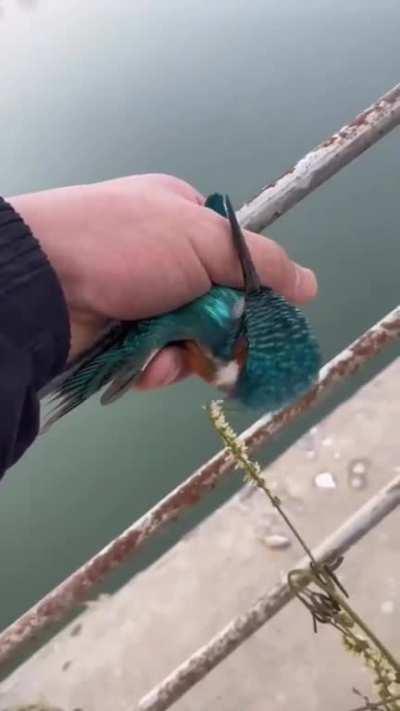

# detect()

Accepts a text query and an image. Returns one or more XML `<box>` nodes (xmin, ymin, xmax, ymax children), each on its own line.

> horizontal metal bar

<box><xmin>0</xmin><ymin>307</ymin><xmax>399</xmax><ymax>668</ymax></box>
<box><xmin>238</xmin><ymin>83</ymin><xmax>400</xmax><ymax>232</ymax></box>
<box><xmin>138</xmin><ymin>474</ymin><xmax>400</xmax><ymax>711</ymax></box>
<box><xmin>1</xmin><ymin>81</ymin><xmax>400</xmax><ymax>667</ymax></box>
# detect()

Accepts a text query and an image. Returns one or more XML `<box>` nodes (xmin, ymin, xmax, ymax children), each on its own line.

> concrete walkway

<box><xmin>1</xmin><ymin>359</ymin><xmax>399</xmax><ymax>711</ymax></box>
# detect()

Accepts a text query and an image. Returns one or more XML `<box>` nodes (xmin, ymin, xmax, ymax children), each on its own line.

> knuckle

<box><xmin>145</xmin><ymin>174</ymin><xmax>203</xmax><ymax>203</ymax></box>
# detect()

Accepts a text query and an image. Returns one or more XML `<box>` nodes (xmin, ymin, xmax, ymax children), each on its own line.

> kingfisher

<box><xmin>42</xmin><ymin>193</ymin><xmax>321</xmax><ymax>430</ymax></box>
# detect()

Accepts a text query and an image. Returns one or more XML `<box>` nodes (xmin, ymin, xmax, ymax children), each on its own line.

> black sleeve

<box><xmin>0</xmin><ymin>197</ymin><xmax>70</xmax><ymax>478</ymax></box>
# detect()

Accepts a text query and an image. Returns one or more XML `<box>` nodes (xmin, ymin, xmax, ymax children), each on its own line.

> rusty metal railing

<box><xmin>0</xmin><ymin>83</ymin><xmax>399</xmax><ymax>676</ymax></box>
<box><xmin>138</xmin><ymin>473</ymin><xmax>400</xmax><ymax>711</ymax></box>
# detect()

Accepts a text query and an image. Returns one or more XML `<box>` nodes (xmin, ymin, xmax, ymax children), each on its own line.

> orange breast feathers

<box><xmin>182</xmin><ymin>338</ymin><xmax>248</xmax><ymax>385</ymax></box>
<box><xmin>233</xmin><ymin>336</ymin><xmax>248</xmax><ymax>369</ymax></box>
<box><xmin>182</xmin><ymin>341</ymin><xmax>217</xmax><ymax>383</ymax></box>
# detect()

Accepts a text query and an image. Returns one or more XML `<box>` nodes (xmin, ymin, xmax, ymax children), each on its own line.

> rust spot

<box><xmin>171</xmin><ymin>485</ymin><xmax>202</xmax><ymax>508</ymax></box>
<box><xmin>348</xmin><ymin>103</ymin><xmax>380</xmax><ymax>129</ymax></box>
<box><xmin>260</xmin><ymin>165</ymin><xmax>296</xmax><ymax>193</ymax></box>
<box><xmin>321</xmin><ymin>134</ymin><xmax>339</xmax><ymax>148</ymax></box>
<box><xmin>319</xmin><ymin>93</ymin><xmax>396</xmax><ymax>150</ymax></box>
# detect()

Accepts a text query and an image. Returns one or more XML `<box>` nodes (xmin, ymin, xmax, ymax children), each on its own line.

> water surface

<box><xmin>0</xmin><ymin>0</ymin><xmax>399</xmax><ymax>633</ymax></box>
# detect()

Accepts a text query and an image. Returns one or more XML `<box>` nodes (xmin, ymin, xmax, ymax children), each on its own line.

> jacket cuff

<box><xmin>0</xmin><ymin>196</ymin><xmax>71</xmax><ymax>391</ymax></box>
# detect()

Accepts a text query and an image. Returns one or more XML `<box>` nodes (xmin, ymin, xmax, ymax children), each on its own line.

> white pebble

<box><xmin>313</xmin><ymin>472</ymin><xmax>337</xmax><ymax>489</ymax></box>
<box><xmin>263</xmin><ymin>534</ymin><xmax>291</xmax><ymax>550</ymax></box>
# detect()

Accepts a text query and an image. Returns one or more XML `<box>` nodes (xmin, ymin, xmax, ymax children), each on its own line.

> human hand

<box><xmin>9</xmin><ymin>174</ymin><xmax>317</xmax><ymax>389</ymax></box>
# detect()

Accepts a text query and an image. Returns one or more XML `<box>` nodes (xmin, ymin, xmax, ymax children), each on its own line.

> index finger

<box><xmin>189</xmin><ymin>204</ymin><xmax>318</xmax><ymax>305</ymax></box>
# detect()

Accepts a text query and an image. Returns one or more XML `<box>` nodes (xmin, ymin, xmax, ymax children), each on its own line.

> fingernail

<box><xmin>294</xmin><ymin>264</ymin><xmax>318</xmax><ymax>301</ymax></box>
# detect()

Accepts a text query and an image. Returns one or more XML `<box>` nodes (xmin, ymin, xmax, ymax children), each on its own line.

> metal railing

<box><xmin>1</xmin><ymin>83</ymin><xmax>400</xmax><ymax>707</ymax></box>
<box><xmin>138</xmin><ymin>473</ymin><xmax>400</xmax><ymax>711</ymax></box>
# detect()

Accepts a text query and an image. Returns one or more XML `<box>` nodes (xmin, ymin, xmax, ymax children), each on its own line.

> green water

<box><xmin>0</xmin><ymin>0</ymin><xmax>399</xmax><ymax>638</ymax></box>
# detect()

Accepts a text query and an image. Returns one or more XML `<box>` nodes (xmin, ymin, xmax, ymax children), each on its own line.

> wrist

<box><xmin>8</xmin><ymin>188</ymin><xmax>113</xmax><ymax>362</ymax></box>
<box><xmin>0</xmin><ymin>196</ymin><xmax>71</xmax><ymax>388</ymax></box>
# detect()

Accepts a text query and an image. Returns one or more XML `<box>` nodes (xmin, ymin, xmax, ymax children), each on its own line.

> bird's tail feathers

<box><xmin>41</xmin><ymin>345</ymin><xmax>158</xmax><ymax>432</ymax></box>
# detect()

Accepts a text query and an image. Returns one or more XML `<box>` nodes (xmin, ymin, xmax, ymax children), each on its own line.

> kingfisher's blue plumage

<box><xmin>42</xmin><ymin>193</ymin><xmax>321</xmax><ymax>430</ymax></box>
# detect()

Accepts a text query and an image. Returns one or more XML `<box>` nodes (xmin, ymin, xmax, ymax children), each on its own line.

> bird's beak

<box><xmin>224</xmin><ymin>195</ymin><xmax>261</xmax><ymax>294</ymax></box>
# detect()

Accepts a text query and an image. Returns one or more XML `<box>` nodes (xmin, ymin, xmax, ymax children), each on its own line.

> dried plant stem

<box><xmin>207</xmin><ymin>400</ymin><xmax>400</xmax><ymax>710</ymax></box>
<box><xmin>338</xmin><ymin>594</ymin><xmax>400</xmax><ymax>676</ymax></box>
<box><xmin>351</xmin><ymin>696</ymin><xmax>400</xmax><ymax>711</ymax></box>
<box><xmin>206</xmin><ymin>401</ymin><xmax>316</xmax><ymax>563</ymax></box>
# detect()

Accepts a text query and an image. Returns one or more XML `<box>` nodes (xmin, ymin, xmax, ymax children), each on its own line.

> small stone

<box><xmin>306</xmin><ymin>449</ymin><xmax>316</xmax><ymax>460</ymax></box>
<box><xmin>322</xmin><ymin>436</ymin><xmax>334</xmax><ymax>447</ymax></box>
<box><xmin>262</xmin><ymin>534</ymin><xmax>291</xmax><ymax>550</ymax></box>
<box><xmin>313</xmin><ymin>471</ymin><xmax>337</xmax><ymax>489</ymax></box>
<box><xmin>381</xmin><ymin>600</ymin><xmax>395</xmax><ymax>615</ymax></box>
<box><xmin>348</xmin><ymin>458</ymin><xmax>370</xmax><ymax>490</ymax></box>
<box><xmin>333</xmin><ymin>451</ymin><xmax>341</xmax><ymax>460</ymax></box>
<box><xmin>70</xmin><ymin>622</ymin><xmax>82</xmax><ymax>637</ymax></box>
